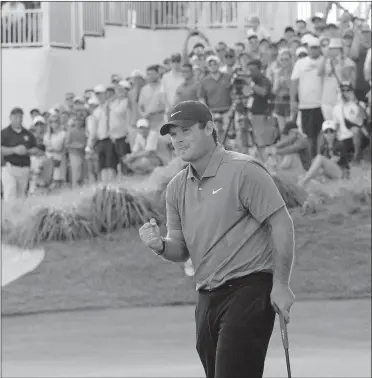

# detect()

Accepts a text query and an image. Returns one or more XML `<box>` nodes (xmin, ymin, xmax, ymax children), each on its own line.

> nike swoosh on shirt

<box><xmin>212</xmin><ymin>188</ymin><xmax>222</xmax><ymax>194</ymax></box>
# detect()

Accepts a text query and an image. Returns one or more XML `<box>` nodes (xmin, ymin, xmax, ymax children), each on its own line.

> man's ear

<box><xmin>204</xmin><ymin>121</ymin><xmax>214</xmax><ymax>136</ymax></box>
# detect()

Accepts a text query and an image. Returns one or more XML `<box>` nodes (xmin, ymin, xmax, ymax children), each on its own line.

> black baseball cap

<box><xmin>160</xmin><ymin>101</ymin><xmax>212</xmax><ymax>136</ymax></box>
<box><xmin>10</xmin><ymin>107</ymin><xmax>24</xmax><ymax>115</ymax></box>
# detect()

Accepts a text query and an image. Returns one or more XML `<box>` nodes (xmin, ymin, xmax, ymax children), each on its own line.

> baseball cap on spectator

<box><xmin>94</xmin><ymin>84</ymin><xmax>106</xmax><ymax>93</ymax></box>
<box><xmin>247</xmin><ymin>32</ymin><xmax>259</xmax><ymax>40</ymax></box>
<box><xmin>322</xmin><ymin>120</ymin><xmax>337</xmax><ymax>132</ymax></box>
<box><xmin>326</xmin><ymin>23</ymin><xmax>338</xmax><ymax>30</ymax></box>
<box><xmin>30</xmin><ymin>108</ymin><xmax>40</xmax><ymax>115</ymax></box>
<box><xmin>160</xmin><ymin>101</ymin><xmax>212</xmax><ymax>136</ymax></box>
<box><xmin>32</xmin><ymin>115</ymin><xmax>46</xmax><ymax>125</ymax></box>
<box><xmin>225</xmin><ymin>48</ymin><xmax>236</xmax><ymax>58</ymax></box>
<box><xmin>282</xmin><ymin>121</ymin><xmax>298</xmax><ymax>135</ymax></box>
<box><xmin>73</xmin><ymin>96</ymin><xmax>85</xmax><ymax>104</ymax></box>
<box><xmin>118</xmin><ymin>80</ymin><xmax>131</xmax><ymax>89</ymax></box>
<box><xmin>329</xmin><ymin>38</ymin><xmax>343</xmax><ymax>49</ymax></box>
<box><xmin>170</xmin><ymin>53</ymin><xmax>182</xmax><ymax>63</ymax></box>
<box><xmin>295</xmin><ymin>46</ymin><xmax>308</xmax><ymax>57</ymax></box>
<box><xmin>311</xmin><ymin>12</ymin><xmax>324</xmax><ymax>23</ymax></box>
<box><xmin>206</xmin><ymin>55</ymin><xmax>220</xmax><ymax>64</ymax></box>
<box><xmin>205</xmin><ymin>48</ymin><xmax>215</xmax><ymax>57</ymax></box>
<box><xmin>301</xmin><ymin>33</ymin><xmax>314</xmax><ymax>45</ymax></box>
<box><xmin>10</xmin><ymin>107</ymin><xmax>24</xmax><ymax>115</ymax></box>
<box><xmin>136</xmin><ymin>118</ymin><xmax>150</xmax><ymax>128</ymax></box>
<box><xmin>111</xmin><ymin>74</ymin><xmax>122</xmax><ymax>84</ymax></box>
<box><xmin>193</xmin><ymin>42</ymin><xmax>205</xmax><ymax>49</ymax></box>
<box><xmin>131</xmin><ymin>69</ymin><xmax>143</xmax><ymax>78</ymax></box>
<box><xmin>289</xmin><ymin>36</ymin><xmax>301</xmax><ymax>44</ymax></box>
<box><xmin>278</xmin><ymin>48</ymin><xmax>290</xmax><ymax>57</ymax></box>
<box><xmin>308</xmin><ymin>37</ymin><xmax>320</xmax><ymax>47</ymax></box>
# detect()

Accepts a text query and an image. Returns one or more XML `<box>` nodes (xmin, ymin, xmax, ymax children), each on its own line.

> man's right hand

<box><xmin>139</xmin><ymin>218</ymin><xmax>164</xmax><ymax>252</ymax></box>
<box><xmin>13</xmin><ymin>145</ymin><xmax>28</xmax><ymax>155</ymax></box>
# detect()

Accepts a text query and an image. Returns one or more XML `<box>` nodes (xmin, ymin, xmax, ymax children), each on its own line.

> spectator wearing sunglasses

<box><xmin>162</xmin><ymin>53</ymin><xmax>184</xmax><ymax>116</ymax></box>
<box><xmin>298</xmin><ymin>120</ymin><xmax>348</xmax><ymax>186</ymax></box>
<box><xmin>220</xmin><ymin>49</ymin><xmax>237</xmax><ymax>75</ymax></box>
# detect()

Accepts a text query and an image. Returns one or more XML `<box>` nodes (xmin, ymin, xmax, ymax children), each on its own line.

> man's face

<box><xmin>95</xmin><ymin>92</ymin><xmax>106</xmax><ymax>104</ymax></box>
<box><xmin>309</xmin><ymin>46</ymin><xmax>321</xmax><ymax>59</ymax></box>
<box><xmin>84</xmin><ymin>90</ymin><xmax>93</xmax><ymax>101</ymax></box>
<box><xmin>361</xmin><ymin>30</ymin><xmax>371</xmax><ymax>47</ymax></box>
<box><xmin>138</xmin><ymin>126</ymin><xmax>150</xmax><ymax>138</ymax></box>
<box><xmin>285</xmin><ymin>30</ymin><xmax>295</xmax><ymax>41</ymax></box>
<box><xmin>235</xmin><ymin>44</ymin><xmax>244</xmax><ymax>55</ymax></box>
<box><xmin>259</xmin><ymin>41</ymin><xmax>269</xmax><ymax>54</ymax></box>
<box><xmin>328</xmin><ymin>27</ymin><xmax>339</xmax><ymax>38</ymax></box>
<box><xmin>10</xmin><ymin>113</ymin><xmax>23</xmax><ymax>127</ymax></box>
<box><xmin>182</xmin><ymin>66</ymin><xmax>193</xmax><ymax>80</ymax></box>
<box><xmin>171</xmin><ymin>57</ymin><xmax>181</xmax><ymax>71</ymax></box>
<box><xmin>106</xmin><ymin>89</ymin><xmax>115</xmax><ymax>100</ymax></box>
<box><xmin>146</xmin><ymin>69</ymin><xmax>159</xmax><ymax>83</ymax></box>
<box><xmin>225</xmin><ymin>52</ymin><xmax>236</xmax><ymax>67</ymax></box>
<box><xmin>60</xmin><ymin>112</ymin><xmax>69</xmax><ymax>125</ymax></box>
<box><xmin>30</xmin><ymin>111</ymin><xmax>40</xmax><ymax>120</ymax></box>
<box><xmin>248</xmin><ymin>37</ymin><xmax>259</xmax><ymax>51</ymax></box>
<box><xmin>116</xmin><ymin>86</ymin><xmax>128</xmax><ymax>97</ymax></box>
<box><xmin>268</xmin><ymin>46</ymin><xmax>279</xmax><ymax>61</ymax></box>
<box><xmin>320</xmin><ymin>38</ymin><xmax>330</xmax><ymax>55</ymax></box>
<box><xmin>65</xmin><ymin>93</ymin><xmax>74</xmax><ymax>107</ymax></box>
<box><xmin>194</xmin><ymin>46</ymin><xmax>204</xmax><ymax>56</ymax></box>
<box><xmin>328</xmin><ymin>47</ymin><xmax>342</xmax><ymax>59</ymax></box>
<box><xmin>250</xmin><ymin>18</ymin><xmax>259</xmax><ymax>30</ymax></box>
<box><xmin>343</xmin><ymin>35</ymin><xmax>353</xmax><ymax>48</ymax></box>
<box><xmin>289</xmin><ymin>40</ymin><xmax>300</xmax><ymax>55</ymax></box>
<box><xmin>296</xmin><ymin>21</ymin><xmax>306</xmax><ymax>33</ymax></box>
<box><xmin>33</xmin><ymin>122</ymin><xmax>46</xmax><ymax>139</ymax></box>
<box><xmin>208</xmin><ymin>61</ymin><xmax>219</xmax><ymax>74</ymax></box>
<box><xmin>216</xmin><ymin>44</ymin><xmax>226</xmax><ymax>59</ymax></box>
<box><xmin>74</xmin><ymin>101</ymin><xmax>85</xmax><ymax>112</ymax></box>
<box><xmin>168</xmin><ymin>122</ymin><xmax>210</xmax><ymax>162</ymax></box>
<box><xmin>247</xmin><ymin>64</ymin><xmax>259</xmax><ymax>79</ymax></box>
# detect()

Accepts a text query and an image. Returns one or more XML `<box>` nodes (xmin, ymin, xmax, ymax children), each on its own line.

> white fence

<box><xmin>2</xmin><ymin>2</ymin><xmax>370</xmax><ymax>49</ymax></box>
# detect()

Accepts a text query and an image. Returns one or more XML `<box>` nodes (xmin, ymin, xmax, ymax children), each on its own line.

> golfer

<box><xmin>139</xmin><ymin>101</ymin><xmax>295</xmax><ymax>378</ymax></box>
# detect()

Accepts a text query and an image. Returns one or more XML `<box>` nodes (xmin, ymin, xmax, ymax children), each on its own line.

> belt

<box><xmin>199</xmin><ymin>272</ymin><xmax>272</xmax><ymax>293</ymax></box>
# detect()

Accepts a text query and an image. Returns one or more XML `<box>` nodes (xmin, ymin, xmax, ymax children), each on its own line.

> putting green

<box><xmin>2</xmin><ymin>299</ymin><xmax>370</xmax><ymax>377</ymax></box>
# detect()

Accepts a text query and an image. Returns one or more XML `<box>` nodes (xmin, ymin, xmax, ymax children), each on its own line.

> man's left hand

<box><xmin>270</xmin><ymin>283</ymin><xmax>295</xmax><ymax>324</ymax></box>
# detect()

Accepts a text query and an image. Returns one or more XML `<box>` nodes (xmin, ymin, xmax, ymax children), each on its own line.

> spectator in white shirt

<box><xmin>364</xmin><ymin>47</ymin><xmax>371</xmax><ymax>83</ymax></box>
<box><xmin>124</xmin><ymin>119</ymin><xmax>166</xmax><ymax>175</ymax></box>
<box><xmin>244</xmin><ymin>15</ymin><xmax>271</xmax><ymax>41</ymax></box>
<box><xmin>162</xmin><ymin>53</ymin><xmax>184</xmax><ymax>114</ymax></box>
<box><xmin>291</xmin><ymin>37</ymin><xmax>324</xmax><ymax>158</ymax></box>
<box><xmin>138</xmin><ymin>65</ymin><xmax>166</xmax><ymax>132</ymax></box>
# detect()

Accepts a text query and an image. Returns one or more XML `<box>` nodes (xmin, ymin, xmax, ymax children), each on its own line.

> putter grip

<box><xmin>279</xmin><ymin>314</ymin><xmax>289</xmax><ymax>349</ymax></box>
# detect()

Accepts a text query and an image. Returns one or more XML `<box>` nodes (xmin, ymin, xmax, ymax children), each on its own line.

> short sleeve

<box><xmin>165</xmin><ymin>176</ymin><xmax>183</xmax><ymax>231</ymax></box>
<box><xmin>239</xmin><ymin>162</ymin><xmax>286</xmax><ymax>224</ymax></box>
<box><xmin>1</xmin><ymin>130</ymin><xmax>8</xmax><ymax>146</ymax></box>
<box><xmin>291</xmin><ymin>60</ymin><xmax>301</xmax><ymax>81</ymax></box>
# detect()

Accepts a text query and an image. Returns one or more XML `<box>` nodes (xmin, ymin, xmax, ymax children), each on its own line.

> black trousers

<box><xmin>195</xmin><ymin>273</ymin><xmax>275</xmax><ymax>378</ymax></box>
<box><xmin>301</xmin><ymin>107</ymin><xmax>324</xmax><ymax>158</ymax></box>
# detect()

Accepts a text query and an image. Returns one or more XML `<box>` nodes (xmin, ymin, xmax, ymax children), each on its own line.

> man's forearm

<box><xmin>160</xmin><ymin>237</ymin><xmax>189</xmax><ymax>263</ymax></box>
<box><xmin>1</xmin><ymin>146</ymin><xmax>16</xmax><ymax>155</ymax></box>
<box><xmin>270</xmin><ymin>214</ymin><xmax>295</xmax><ymax>285</ymax></box>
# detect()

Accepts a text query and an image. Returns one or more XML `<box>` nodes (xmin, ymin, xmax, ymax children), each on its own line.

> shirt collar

<box><xmin>187</xmin><ymin>144</ymin><xmax>225</xmax><ymax>180</ymax></box>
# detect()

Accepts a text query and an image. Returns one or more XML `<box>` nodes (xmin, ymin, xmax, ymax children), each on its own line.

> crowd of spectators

<box><xmin>1</xmin><ymin>11</ymin><xmax>371</xmax><ymax>204</ymax></box>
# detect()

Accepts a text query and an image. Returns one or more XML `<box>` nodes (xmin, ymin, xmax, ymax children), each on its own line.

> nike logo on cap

<box><xmin>171</xmin><ymin>111</ymin><xmax>181</xmax><ymax>118</ymax></box>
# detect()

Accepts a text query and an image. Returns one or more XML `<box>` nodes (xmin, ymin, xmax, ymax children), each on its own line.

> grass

<box><xmin>2</xmin><ymin>166</ymin><xmax>371</xmax><ymax>316</ymax></box>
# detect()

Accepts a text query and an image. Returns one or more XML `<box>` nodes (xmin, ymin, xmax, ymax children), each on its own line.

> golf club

<box><xmin>279</xmin><ymin>313</ymin><xmax>292</xmax><ymax>378</ymax></box>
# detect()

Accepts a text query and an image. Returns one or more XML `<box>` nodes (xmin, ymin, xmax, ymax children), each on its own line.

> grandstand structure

<box><xmin>1</xmin><ymin>1</ymin><xmax>371</xmax><ymax>126</ymax></box>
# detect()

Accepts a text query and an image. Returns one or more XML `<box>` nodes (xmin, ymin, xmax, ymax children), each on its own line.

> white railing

<box><xmin>1</xmin><ymin>10</ymin><xmax>43</xmax><ymax>47</ymax></box>
<box><xmin>80</xmin><ymin>2</ymin><xmax>105</xmax><ymax>36</ymax></box>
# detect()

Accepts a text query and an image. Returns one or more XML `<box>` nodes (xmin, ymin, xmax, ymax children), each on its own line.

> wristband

<box><xmin>152</xmin><ymin>237</ymin><xmax>166</xmax><ymax>256</ymax></box>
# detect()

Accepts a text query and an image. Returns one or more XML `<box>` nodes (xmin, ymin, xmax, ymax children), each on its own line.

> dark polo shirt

<box><xmin>175</xmin><ymin>79</ymin><xmax>200</xmax><ymax>103</ymax></box>
<box><xmin>1</xmin><ymin>125</ymin><xmax>37</xmax><ymax>167</ymax></box>
<box><xmin>166</xmin><ymin>144</ymin><xmax>286</xmax><ymax>290</ymax></box>
<box><xmin>199</xmin><ymin>73</ymin><xmax>232</xmax><ymax>112</ymax></box>
<box><xmin>251</xmin><ymin>73</ymin><xmax>272</xmax><ymax>115</ymax></box>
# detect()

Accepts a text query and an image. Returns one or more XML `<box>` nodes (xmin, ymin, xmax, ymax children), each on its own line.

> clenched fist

<box><xmin>139</xmin><ymin>218</ymin><xmax>164</xmax><ymax>252</ymax></box>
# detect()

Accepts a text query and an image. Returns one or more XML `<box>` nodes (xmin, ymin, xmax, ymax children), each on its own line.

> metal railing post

<box><xmin>41</xmin><ymin>1</ymin><xmax>50</xmax><ymax>47</ymax></box>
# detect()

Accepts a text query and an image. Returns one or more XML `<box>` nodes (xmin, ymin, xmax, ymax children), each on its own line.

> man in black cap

<box><xmin>139</xmin><ymin>101</ymin><xmax>295</xmax><ymax>378</ymax></box>
<box><xmin>1</xmin><ymin>107</ymin><xmax>39</xmax><ymax>200</ymax></box>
